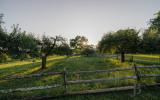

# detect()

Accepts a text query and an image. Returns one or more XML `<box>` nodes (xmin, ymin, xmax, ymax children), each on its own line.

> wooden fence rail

<box><xmin>110</xmin><ymin>54</ymin><xmax>160</xmax><ymax>64</ymax></box>
<box><xmin>0</xmin><ymin>72</ymin><xmax>63</xmax><ymax>81</ymax></box>
<box><xmin>0</xmin><ymin>64</ymin><xmax>160</xmax><ymax>97</ymax></box>
<box><xmin>68</xmin><ymin>66</ymin><xmax>160</xmax><ymax>74</ymax></box>
<box><xmin>68</xmin><ymin>68</ymin><xmax>133</xmax><ymax>74</ymax></box>
<box><xmin>0</xmin><ymin>84</ymin><xmax>61</xmax><ymax>93</ymax></box>
<box><xmin>67</xmin><ymin>76</ymin><xmax>137</xmax><ymax>84</ymax></box>
<box><xmin>140</xmin><ymin>74</ymin><xmax>160</xmax><ymax>77</ymax></box>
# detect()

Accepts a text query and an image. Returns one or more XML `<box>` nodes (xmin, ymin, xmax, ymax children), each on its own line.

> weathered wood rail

<box><xmin>110</xmin><ymin>54</ymin><xmax>160</xmax><ymax>63</ymax></box>
<box><xmin>0</xmin><ymin>72</ymin><xmax>63</xmax><ymax>81</ymax></box>
<box><xmin>67</xmin><ymin>76</ymin><xmax>137</xmax><ymax>84</ymax></box>
<box><xmin>68</xmin><ymin>67</ymin><xmax>133</xmax><ymax>74</ymax></box>
<box><xmin>0</xmin><ymin>65</ymin><xmax>160</xmax><ymax>97</ymax></box>
<box><xmin>0</xmin><ymin>84</ymin><xmax>61</xmax><ymax>93</ymax></box>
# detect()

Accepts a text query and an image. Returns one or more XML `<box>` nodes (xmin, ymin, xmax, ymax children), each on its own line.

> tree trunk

<box><xmin>41</xmin><ymin>54</ymin><xmax>47</xmax><ymax>69</ymax></box>
<box><xmin>121</xmin><ymin>52</ymin><xmax>125</xmax><ymax>63</ymax></box>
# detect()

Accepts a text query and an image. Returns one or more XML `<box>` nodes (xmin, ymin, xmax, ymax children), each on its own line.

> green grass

<box><xmin>57</xmin><ymin>87</ymin><xmax>160</xmax><ymax>100</ymax></box>
<box><xmin>122</xmin><ymin>54</ymin><xmax>160</xmax><ymax>65</ymax></box>
<box><xmin>0</xmin><ymin>54</ymin><xmax>160</xmax><ymax>100</ymax></box>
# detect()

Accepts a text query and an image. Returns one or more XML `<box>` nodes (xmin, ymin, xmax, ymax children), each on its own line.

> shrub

<box><xmin>53</xmin><ymin>45</ymin><xmax>73</xmax><ymax>56</ymax></box>
<box><xmin>81</xmin><ymin>48</ymin><xmax>96</xmax><ymax>56</ymax></box>
<box><xmin>19</xmin><ymin>54</ymin><xmax>31</xmax><ymax>60</ymax></box>
<box><xmin>12</xmin><ymin>53</ymin><xmax>31</xmax><ymax>60</ymax></box>
<box><xmin>0</xmin><ymin>53</ymin><xmax>11</xmax><ymax>63</ymax></box>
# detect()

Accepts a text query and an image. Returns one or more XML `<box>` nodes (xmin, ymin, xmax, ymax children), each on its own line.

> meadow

<box><xmin>0</xmin><ymin>54</ymin><xmax>160</xmax><ymax>100</ymax></box>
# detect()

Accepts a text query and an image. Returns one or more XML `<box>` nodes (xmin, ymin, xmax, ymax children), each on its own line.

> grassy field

<box><xmin>0</xmin><ymin>54</ymin><xmax>160</xmax><ymax>100</ymax></box>
<box><xmin>125</xmin><ymin>54</ymin><xmax>160</xmax><ymax>65</ymax></box>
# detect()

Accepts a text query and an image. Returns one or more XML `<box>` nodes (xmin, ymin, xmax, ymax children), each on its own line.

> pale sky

<box><xmin>0</xmin><ymin>0</ymin><xmax>160</xmax><ymax>45</ymax></box>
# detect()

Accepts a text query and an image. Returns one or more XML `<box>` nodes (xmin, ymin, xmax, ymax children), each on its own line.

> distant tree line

<box><xmin>98</xmin><ymin>11</ymin><xmax>160</xmax><ymax>62</ymax></box>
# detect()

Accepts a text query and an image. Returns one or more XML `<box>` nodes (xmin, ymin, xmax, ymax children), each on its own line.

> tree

<box><xmin>98</xmin><ymin>32</ymin><xmax>115</xmax><ymax>53</ymax></box>
<box><xmin>8</xmin><ymin>24</ymin><xmax>23</xmax><ymax>57</ymax></box>
<box><xmin>140</xmin><ymin>28</ymin><xmax>159</xmax><ymax>53</ymax></box>
<box><xmin>98</xmin><ymin>29</ymin><xmax>139</xmax><ymax>62</ymax></box>
<box><xmin>40</xmin><ymin>35</ymin><xmax>65</xmax><ymax>69</ymax></box>
<box><xmin>0</xmin><ymin>29</ymin><xmax>9</xmax><ymax>62</ymax></box>
<box><xmin>0</xmin><ymin>14</ymin><xmax>9</xmax><ymax>62</ymax></box>
<box><xmin>150</xmin><ymin>11</ymin><xmax>160</xmax><ymax>33</ymax></box>
<box><xmin>8</xmin><ymin>24</ymin><xmax>39</xmax><ymax>59</ymax></box>
<box><xmin>70</xmin><ymin>36</ymin><xmax>88</xmax><ymax>54</ymax></box>
<box><xmin>19</xmin><ymin>32</ymin><xmax>39</xmax><ymax>58</ymax></box>
<box><xmin>139</xmin><ymin>11</ymin><xmax>160</xmax><ymax>54</ymax></box>
<box><xmin>0</xmin><ymin>14</ymin><xmax>8</xmax><ymax>53</ymax></box>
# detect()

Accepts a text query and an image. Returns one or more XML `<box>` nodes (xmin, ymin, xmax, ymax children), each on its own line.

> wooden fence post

<box><xmin>63</xmin><ymin>68</ymin><xmax>67</xmax><ymax>93</ymax></box>
<box><xmin>133</xmin><ymin>63</ymin><xmax>141</xmax><ymax>96</ymax></box>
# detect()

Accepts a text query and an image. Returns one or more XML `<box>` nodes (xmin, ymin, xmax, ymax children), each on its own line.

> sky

<box><xmin>0</xmin><ymin>0</ymin><xmax>160</xmax><ymax>45</ymax></box>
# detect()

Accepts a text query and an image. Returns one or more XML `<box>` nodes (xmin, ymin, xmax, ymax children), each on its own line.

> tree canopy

<box><xmin>70</xmin><ymin>36</ymin><xmax>88</xmax><ymax>54</ymax></box>
<box><xmin>98</xmin><ymin>29</ymin><xmax>139</xmax><ymax>62</ymax></box>
<box><xmin>150</xmin><ymin>11</ymin><xmax>160</xmax><ymax>33</ymax></box>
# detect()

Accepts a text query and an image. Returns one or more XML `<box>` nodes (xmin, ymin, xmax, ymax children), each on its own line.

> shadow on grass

<box><xmin>43</xmin><ymin>56</ymin><xmax>113</xmax><ymax>72</ymax></box>
<box><xmin>0</xmin><ymin>57</ymin><xmax>68</xmax><ymax>90</ymax></box>
<box><xmin>42</xmin><ymin>56</ymin><xmax>135</xmax><ymax>74</ymax></box>
<box><xmin>0</xmin><ymin>57</ymin><xmax>67</xmax><ymax>78</ymax></box>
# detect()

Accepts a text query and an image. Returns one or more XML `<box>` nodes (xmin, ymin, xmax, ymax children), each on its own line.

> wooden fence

<box><xmin>110</xmin><ymin>54</ymin><xmax>160</xmax><ymax>63</ymax></box>
<box><xmin>0</xmin><ymin>65</ymin><xmax>160</xmax><ymax>97</ymax></box>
